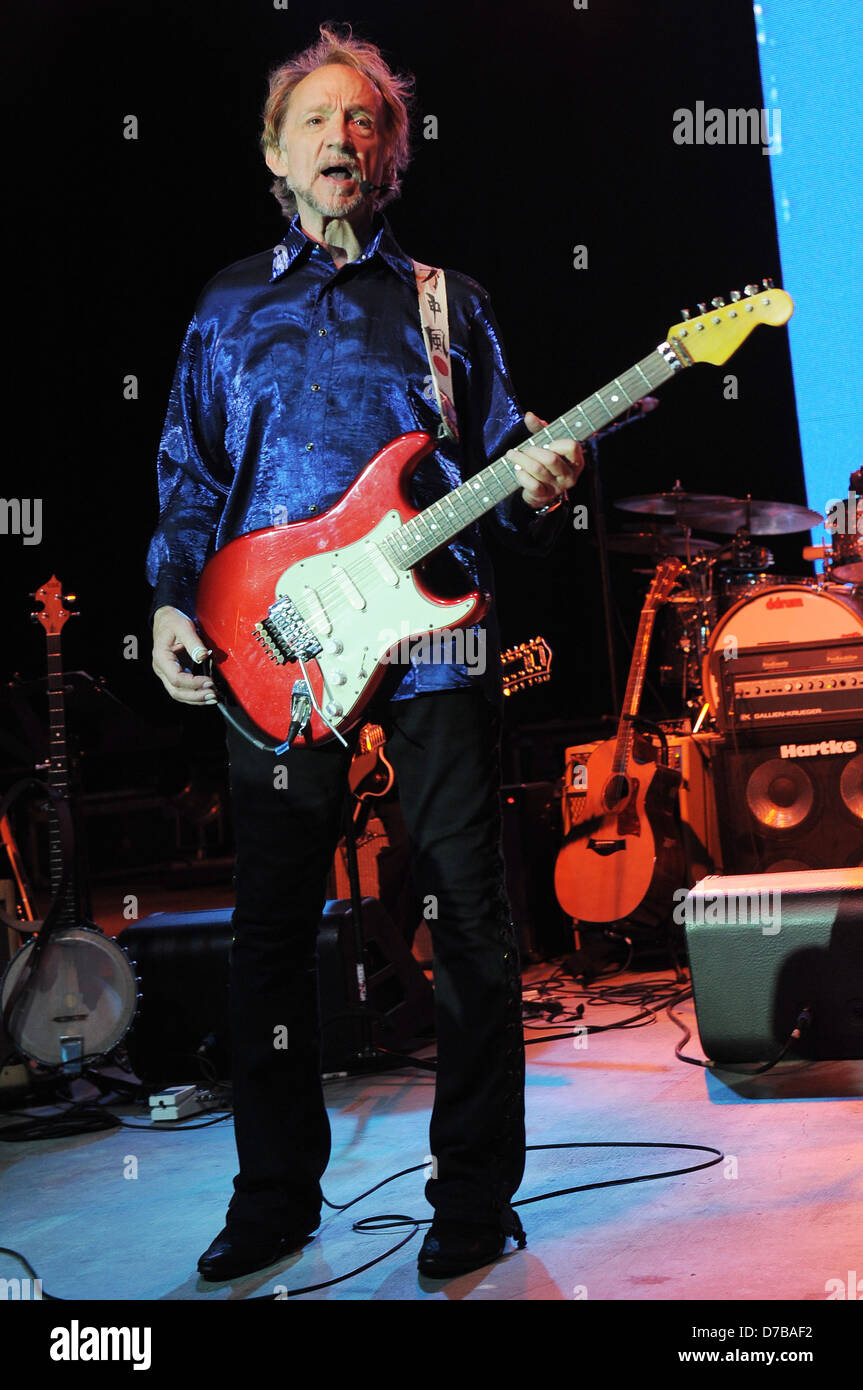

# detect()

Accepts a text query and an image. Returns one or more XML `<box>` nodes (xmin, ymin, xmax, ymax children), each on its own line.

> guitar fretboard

<box><xmin>613</xmin><ymin>609</ymin><xmax>659</xmax><ymax>777</ymax></box>
<box><xmin>380</xmin><ymin>342</ymin><xmax>683</xmax><ymax>568</ymax></box>
<box><xmin>46</xmin><ymin>633</ymin><xmax>76</xmax><ymax>925</ymax></box>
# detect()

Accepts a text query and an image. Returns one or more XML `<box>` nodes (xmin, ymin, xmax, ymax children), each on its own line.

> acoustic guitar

<box><xmin>554</xmin><ymin>558</ymin><xmax>684</xmax><ymax>926</ymax></box>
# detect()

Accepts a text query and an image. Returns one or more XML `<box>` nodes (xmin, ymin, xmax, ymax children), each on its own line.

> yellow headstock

<box><xmin>667</xmin><ymin>284</ymin><xmax>793</xmax><ymax>366</ymax></box>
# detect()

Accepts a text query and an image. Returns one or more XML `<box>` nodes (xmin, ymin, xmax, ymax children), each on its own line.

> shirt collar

<box><xmin>270</xmin><ymin>212</ymin><xmax>417</xmax><ymax>287</ymax></box>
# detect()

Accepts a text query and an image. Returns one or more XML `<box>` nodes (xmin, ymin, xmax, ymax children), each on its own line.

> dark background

<box><xmin>2</xmin><ymin>0</ymin><xmax>805</xmax><ymax>799</ymax></box>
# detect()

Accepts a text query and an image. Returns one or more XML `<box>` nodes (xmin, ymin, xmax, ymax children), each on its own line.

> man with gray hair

<box><xmin>148</xmin><ymin>22</ymin><xmax>581</xmax><ymax>1283</ymax></box>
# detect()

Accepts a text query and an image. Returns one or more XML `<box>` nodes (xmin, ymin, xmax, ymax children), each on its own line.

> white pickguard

<box><xmin>274</xmin><ymin>511</ymin><xmax>476</xmax><ymax>723</ymax></box>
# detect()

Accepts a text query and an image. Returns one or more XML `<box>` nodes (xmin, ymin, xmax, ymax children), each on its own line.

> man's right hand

<box><xmin>152</xmin><ymin>605</ymin><xmax>216</xmax><ymax>705</ymax></box>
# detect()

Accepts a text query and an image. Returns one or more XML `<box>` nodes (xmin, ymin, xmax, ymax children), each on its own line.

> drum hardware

<box><xmin>604</xmin><ymin>530</ymin><xmax>720</xmax><ymax>556</ymax></box>
<box><xmin>801</xmin><ymin>467</ymin><xmax>863</xmax><ymax>583</ymax></box>
<box><xmin>719</xmin><ymin>534</ymin><xmax>774</xmax><ymax>571</ymax></box>
<box><xmin>805</xmin><ymin>535</ymin><xmax>863</xmax><ymax>585</ymax></box>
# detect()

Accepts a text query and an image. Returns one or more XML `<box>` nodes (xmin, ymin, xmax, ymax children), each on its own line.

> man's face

<box><xmin>267</xmin><ymin>63</ymin><xmax>388</xmax><ymax>221</ymax></box>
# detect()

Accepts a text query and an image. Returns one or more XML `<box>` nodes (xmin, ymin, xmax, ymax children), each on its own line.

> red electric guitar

<box><xmin>195</xmin><ymin>288</ymin><xmax>793</xmax><ymax>745</ymax></box>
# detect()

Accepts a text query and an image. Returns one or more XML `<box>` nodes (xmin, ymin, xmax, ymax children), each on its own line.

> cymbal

<box><xmin>833</xmin><ymin>560</ymin><xmax>863</xmax><ymax>582</ymax></box>
<box><xmin>678</xmin><ymin>498</ymin><xmax>823</xmax><ymax>534</ymax></box>
<box><xmin>616</xmin><ymin>491</ymin><xmax>731</xmax><ymax>520</ymax></box>
<box><xmin>616</xmin><ymin>492</ymin><xmax>822</xmax><ymax>534</ymax></box>
<box><xmin>604</xmin><ymin>531</ymin><xmax>721</xmax><ymax>556</ymax></box>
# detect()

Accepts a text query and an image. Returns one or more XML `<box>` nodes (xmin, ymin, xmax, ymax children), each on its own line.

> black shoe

<box><xmin>197</xmin><ymin>1224</ymin><xmax>314</xmax><ymax>1281</ymax></box>
<box><xmin>417</xmin><ymin>1218</ymin><xmax>516</xmax><ymax>1279</ymax></box>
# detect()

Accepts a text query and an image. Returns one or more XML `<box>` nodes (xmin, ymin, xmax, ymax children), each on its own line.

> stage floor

<box><xmin>2</xmin><ymin>890</ymin><xmax>862</xmax><ymax>1304</ymax></box>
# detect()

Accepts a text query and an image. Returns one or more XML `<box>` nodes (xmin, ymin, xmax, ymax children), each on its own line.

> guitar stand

<box><xmin>564</xmin><ymin>925</ymin><xmax>631</xmax><ymax>982</ymax></box>
<box><xmin>334</xmin><ymin>788</ymin><xmax>436</xmax><ymax>1076</ymax></box>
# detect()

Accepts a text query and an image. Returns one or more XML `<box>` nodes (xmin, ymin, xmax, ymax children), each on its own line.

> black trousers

<box><xmin>223</xmin><ymin>685</ymin><xmax>525</xmax><ymax>1233</ymax></box>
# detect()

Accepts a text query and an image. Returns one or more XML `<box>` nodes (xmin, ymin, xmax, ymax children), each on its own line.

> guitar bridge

<box><xmin>587</xmin><ymin>837</ymin><xmax>625</xmax><ymax>857</ymax></box>
<box><xmin>254</xmin><ymin>598</ymin><xmax>322</xmax><ymax>665</ymax></box>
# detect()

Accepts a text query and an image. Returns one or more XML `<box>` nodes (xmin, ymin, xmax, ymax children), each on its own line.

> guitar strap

<box><xmin>412</xmin><ymin>261</ymin><xmax>460</xmax><ymax>443</ymax></box>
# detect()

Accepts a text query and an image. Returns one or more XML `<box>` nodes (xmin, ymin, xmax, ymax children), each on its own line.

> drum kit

<box><xmin>607</xmin><ymin>481</ymin><xmax>863</xmax><ymax>721</ymax></box>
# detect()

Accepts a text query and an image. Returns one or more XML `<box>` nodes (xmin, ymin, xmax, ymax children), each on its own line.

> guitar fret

<box><xmin>633</xmin><ymin>359</ymin><xmax>658</xmax><ymax>392</ymax></box>
<box><xmin>593</xmin><ymin>391</ymin><xmax>617</xmax><ymax>421</ymax></box>
<box><xmin>610</xmin><ymin>376</ymin><xmax>635</xmax><ymax>406</ymax></box>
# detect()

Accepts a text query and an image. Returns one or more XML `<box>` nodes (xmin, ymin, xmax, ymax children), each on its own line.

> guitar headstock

<box><xmin>32</xmin><ymin>575</ymin><xmax>77</xmax><ymax>636</ymax></box>
<box><xmin>502</xmin><ymin>636</ymin><xmax>553</xmax><ymax>696</ymax></box>
<box><xmin>646</xmin><ymin>557</ymin><xmax>684</xmax><ymax>609</ymax></box>
<box><xmin>667</xmin><ymin>282</ymin><xmax>793</xmax><ymax>366</ymax></box>
<box><xmin>356</xmin><ymin>723</ymin><xmax>386</xmax><ymax>755</ymax></box>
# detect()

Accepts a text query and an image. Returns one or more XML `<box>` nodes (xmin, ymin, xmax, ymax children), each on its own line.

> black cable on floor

<box><xmin>0</xmin><ymin>1139</ymin><xmax>725</xmax><ymax>1300</ymax></box>
<box><xmin>667</xmin><ymin>993</ymin><xmax>814</xmax><ymax>1075</ymax></box>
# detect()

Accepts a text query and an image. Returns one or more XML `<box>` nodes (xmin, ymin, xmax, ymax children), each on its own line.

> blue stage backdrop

<box><xmin>754</xmin><ymin>0</ymin><xmax>863</xmax><ymax>534</ymax></box>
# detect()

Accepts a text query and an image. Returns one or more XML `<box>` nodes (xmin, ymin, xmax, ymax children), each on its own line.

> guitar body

<box><xmin>554</xmin><ymin>736</ymin><xmax>683</xmax><ymax>926</ymax></box>
<box><xmin>196</xmin><ymin>432</ymin><xmax>488</xmax><ymax>744</ymax></box>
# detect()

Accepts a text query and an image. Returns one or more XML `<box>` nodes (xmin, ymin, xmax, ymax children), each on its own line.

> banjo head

<box><xmin>1</xmin><ymin>925</ymin><xmax>139</xmax><ymax>1069</ymax></box>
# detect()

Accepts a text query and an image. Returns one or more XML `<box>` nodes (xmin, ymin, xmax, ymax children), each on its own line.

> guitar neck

<box><xmin>382</xmin><ymin>342</ymin><xmax>684</xmax><ymax>567</ymax></box>
<box><xmin>45</xmin><ymin>635</ymin><xmax>77</xmax><ymax>924</ymax></box>
<box><xmin>612</xmin><ymin>606</ymin><xmax>658</xmax><ymax>775</ymax></box>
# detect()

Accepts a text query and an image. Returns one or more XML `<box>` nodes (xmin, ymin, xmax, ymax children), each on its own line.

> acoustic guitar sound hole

<box><xmin>603</xmin><ymin>774</ymin><xmax>630</xmax><ymax>811</ymax></box>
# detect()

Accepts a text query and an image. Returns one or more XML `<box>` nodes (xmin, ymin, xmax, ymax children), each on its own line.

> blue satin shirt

<box><xmin>146</xmin><ymin>211</ymin><xmax>566</xmax><ymax>705</ymax></box>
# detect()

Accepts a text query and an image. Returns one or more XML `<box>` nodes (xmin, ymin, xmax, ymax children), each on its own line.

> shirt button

<box><xmin>305</xmin><ymin>442</ymin><xmax>314</xmax><ymax>451</ymax></box>
<box><xmin>310</xmin><ymin>383</ymin><xmax>321</xmax><ymax>391</ymax></box>
<box><xmin>308</xmin><ymin>504</ymin><xmax>319</xmax><ymax>515</ymax></box>
<box><xmin>318</xmin><ymin>328</ymin><xmax>327</xmax><ymax>337</ymax></box>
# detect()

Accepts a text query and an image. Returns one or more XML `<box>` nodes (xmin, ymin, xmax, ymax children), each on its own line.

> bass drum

<box><xmin>702</xmin><ymin>582</ymin><xmax>863</xmax><ymax>720</ymax></box>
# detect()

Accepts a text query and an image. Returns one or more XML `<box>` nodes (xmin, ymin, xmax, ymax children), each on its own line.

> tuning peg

<box><xmin>64</xmin><ymin>593</ymin><xmax>76</xmax><ymax>603</ymax></box>
<box><xmin>711</xmin><ymin>296</ymin><xmax>726</xmax><ymax>308</ymax></box>
<box><xmin>744</xmin><ymin>283</ymin><xmax>759</xmax><ymax>296</ymax></box>
<box><xmin>762</xmin><ymin>277</ymin><xmax>774</xmax><ymax>289</ymax></box>
<box><xmin>729</xmin><ymin>289</ymin><xmax>742</xmax><ymax>302</ymax></box>
<box><xmin>696</xmin><ymin>301</ymin><xmax>708</xmax><ymax>314</ymax></box>
<box><xmin>679</xmin><ymin>308</ymin><xmax>690</xmax><ymax>321</ymax></box>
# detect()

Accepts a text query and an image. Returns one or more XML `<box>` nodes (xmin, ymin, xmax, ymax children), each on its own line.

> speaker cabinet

<box><xmin>711</xmin><ymin>727</ymin><xmax>863</xmax><ymax>873</ymax></box>
<box><xmin>118</xmin><ymin>898</ymin><xmax>434</xmax><ymax>1085</ymax></box>
<box><xmin>685</xmin><ymin>868</ymin><xmax>863</xmax><ymax>1060</ymax></box>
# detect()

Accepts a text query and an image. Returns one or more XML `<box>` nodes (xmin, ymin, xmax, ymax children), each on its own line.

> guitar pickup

<box><xmin>254</xmin><ymin>597</ymin><xmax>323</xmax><ymax>664</ymax></box>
